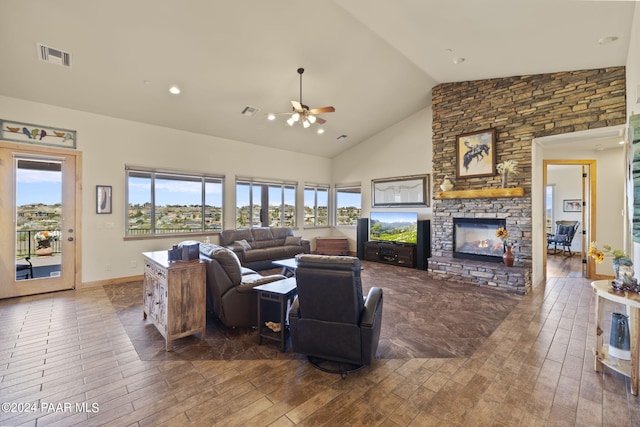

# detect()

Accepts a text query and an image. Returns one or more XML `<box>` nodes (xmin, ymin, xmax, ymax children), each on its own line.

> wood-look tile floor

<box><xmin>1</xmin><ymin>261</ymin><xmax>639</xmax><ymax>426</ymax></box>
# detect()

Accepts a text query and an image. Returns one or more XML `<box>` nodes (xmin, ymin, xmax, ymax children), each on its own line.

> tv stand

<box><xmin>364</xmin><ymin>241</ymin><xmax>416</xmax><ymax>268</ymax></box>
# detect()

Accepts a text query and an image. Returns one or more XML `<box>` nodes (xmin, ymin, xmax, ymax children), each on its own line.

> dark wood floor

<box><xmin>1</xmin><ymin>259</ymin><xmax>638</xmax><ymax>426</ymax></box>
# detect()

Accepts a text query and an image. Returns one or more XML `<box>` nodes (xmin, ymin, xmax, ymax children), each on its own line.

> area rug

<box><xmin>104</xmin><ymin>260</ymin><xmax>520</xmax><ymax>361</ymax></box>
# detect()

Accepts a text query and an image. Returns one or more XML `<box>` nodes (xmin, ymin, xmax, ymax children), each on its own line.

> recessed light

<box><xmin>144</xmin><ymin>80</ymin><xmax>151</xmax><ymax>85</ymax></box>
<box><xmin>267</xmin><ymin>113</ymin><xmax>276</xmax><ymax>121</ymax></box>
<box><xmin>453</xmin><ymin>57</ymin><xmax>465</xmax><ymax>65</ymax></box>
<box><xmin>598</xmin><ymin>36</ymin><xmax>618</xmax><ymax>45</ymax></box>
<box><xmin>169</xmin><ymin>85</ymin><xmax>181</xmax><ymax>95</ymax></box>
<box><xmin>317</xmin><ymin>128</ymin><xmax>324</xmax><ymax>134</ymax></box>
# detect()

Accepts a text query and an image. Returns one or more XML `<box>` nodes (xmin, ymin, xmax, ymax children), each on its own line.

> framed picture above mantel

<box><xmin>372</xmin><ymin>174</ymin><xmax>429</xmax><ymax>207</ymax></box>
<box><xmin>456</xmin><ymin>128</ymin><xmax>496</xmax><ymax>179</ymax></box>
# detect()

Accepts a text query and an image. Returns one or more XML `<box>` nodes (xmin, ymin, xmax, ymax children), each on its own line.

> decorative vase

<box><xmin>613</xmin><ymin>257</ymin><xmax>634</xmax><ymax>281</ymax></box>
<box><xmin>503</xmin><ymin>245</ymin><xmax>514</xmax><ymax>267</ymax></box>
<box><xmin>501</xmin><ymin>173</ymin><xmax>508</xmax><ymax>188</ymax></box>
<box><xmin>440</xmin><ymin>177</ymin><xmax>454</xmax><ymax>192</ymax></box>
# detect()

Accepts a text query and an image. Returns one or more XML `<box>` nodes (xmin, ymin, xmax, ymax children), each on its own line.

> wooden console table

<box><xmin>142</xmin><ymin>251</ymin><xmax>206</xmax><ymax>351</ymax></box>
<box><xmin>591</xmin><ymin>279</ymin><xmax>640</xmax><ymax>395</ymax></box>
<box><xmin>315</xmin><ymin>236</ymin><xmax>350</xmax><ymax>255</ymax></box>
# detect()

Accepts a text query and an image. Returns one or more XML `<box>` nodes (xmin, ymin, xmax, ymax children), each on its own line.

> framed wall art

<box><xmin>96</xmin><ymin>185</ymin><xmax>112</xmax><ymax>214</ymax></box>
<box><xmin>1</xmin><ymin>119</ymin><xmax>77</xmax><ymax>148</ymax></box>
<box><xmin>563</xmin><ymin>199</ymin><xmax>582</xmax><ymax>212</ymax></box>
<box><xmin>456</xmin><ymin>128</ymin><xmax>496</xmax><ymax>179</ymax></box>
<box><xmin>372</xmin><ymin>174</ymin><xmax>429</xmax><ymax>207</ymax></box>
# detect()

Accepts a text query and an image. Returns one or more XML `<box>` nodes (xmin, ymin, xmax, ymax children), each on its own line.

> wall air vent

<box><xmin>37</xmin><ymin>43</ymin><xmax>72</xmax><ymax>67</ymax></box>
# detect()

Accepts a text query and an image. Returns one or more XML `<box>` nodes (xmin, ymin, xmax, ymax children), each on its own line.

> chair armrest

<box><xmin>300</xmin><ymin>238</ymin><xmax>311</xmax><ymax>254</ymax></box>
<box><xmin>361</xmin><ymin>287</ymin><xmax>383</xmax><ymax>327</ymax></box>
<box><xmin>225</xmin><ymin>245</ymin><xmax>246</xmax><ymax>262</ymax></box>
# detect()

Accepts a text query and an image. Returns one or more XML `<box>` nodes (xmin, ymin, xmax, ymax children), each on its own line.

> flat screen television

<box><xmin>369</xmin><ymin>211</ymin><xmax>418</xmax><ymax>244</ymax></box>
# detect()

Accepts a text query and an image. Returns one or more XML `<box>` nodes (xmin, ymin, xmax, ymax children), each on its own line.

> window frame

<box><xmin>235</xmin><ymin>178</ymin><xmax>296</xmax><ymax>228</ymax></box>
<box><xmin>125</xmin><ymin>166</ymin><xmax>224</xmax><ymax>237</ymax></box>
<box><xmin>303</xmin><ymin>183</ymin><xmax>330</xmax><ymax>228</ymax></box>
<box><xmin>334</xmin><ymin>183</ymin><xmax>362</xmax><ymax>227</ymax></box>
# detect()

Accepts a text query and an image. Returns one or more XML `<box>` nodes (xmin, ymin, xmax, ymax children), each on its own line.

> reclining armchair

<box><xmin>198</xmin><ymin>243</ymin><xmax>286</xmax><ymax>328</ymax></box>
<box><xmin>547</xmin><ymin>220</ymin><xmax>580</xmax><ymax>256</ymax></box>
<box><xmin>289</xmin><ymin>255</ymin><xmax>383</xmax><ymax>377</ymax></box>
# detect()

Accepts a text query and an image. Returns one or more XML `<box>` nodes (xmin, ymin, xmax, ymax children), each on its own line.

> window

<box><xmin>304</xmin><ymin>184</ymin><xmax>329</xmax><ymax>227</ymax></box>
<box><xmin>236</xmin><ymin>179</ymin><xmax>296</xmax><ymax>228</ymax></box>
<box><xmin>335</xmin><ymin>184</ymin><xmax>361</xmax><ymax>226</ymax></box>
<box><xmin>126</xmin><ymin>167</ymin><xmax>223</xmax><ymax>236</ymax></box>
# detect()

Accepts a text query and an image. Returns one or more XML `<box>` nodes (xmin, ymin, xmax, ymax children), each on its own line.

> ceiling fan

<box><xmin>270</xmin><ymin>68</ymin><xmax>335</xmax><ymax>128</ymax></box>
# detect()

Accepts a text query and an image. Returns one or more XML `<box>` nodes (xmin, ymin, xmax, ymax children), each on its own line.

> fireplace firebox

<box><xmin>453</xmin><ymin>218</ymin><xmax>506</xmax><ymax>263</ymax></box>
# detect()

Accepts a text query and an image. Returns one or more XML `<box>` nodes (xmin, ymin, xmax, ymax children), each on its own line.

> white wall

<box><xmin>331</xmin><ymin>106</ymin><xmax>433</xmax><ymax>250</ymax></box>
<box><xmin>0</xmin><ymin>95</ymin><xmax>332</xmax><ymax>283</ymax></box>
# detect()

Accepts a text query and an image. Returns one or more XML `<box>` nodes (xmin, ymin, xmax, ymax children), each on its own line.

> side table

<box><xmin>591</xmin><ymin>279</ymin><xmax>640</xmax><ymax>395</ymax></box>
<box><xmin>255</xmin><ymin>277</ymin><xmax>297</xmax><ymax>352</ymax></box>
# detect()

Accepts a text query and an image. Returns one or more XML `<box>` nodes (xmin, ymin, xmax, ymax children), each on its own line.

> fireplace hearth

<box><xmin>453</xmin><ymin>218</ymin><xmax>506</xmax><ymax>263</ymax></box>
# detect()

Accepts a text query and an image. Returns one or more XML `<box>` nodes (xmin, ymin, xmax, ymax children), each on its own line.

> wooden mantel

<box><xmin>435</xmin><ymin>187</ymin><xmax>525</xmax><ymax>199</ymax></box>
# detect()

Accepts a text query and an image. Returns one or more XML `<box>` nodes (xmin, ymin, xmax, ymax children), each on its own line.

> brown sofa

<box><xmin>198</xmin><ymin>242</ymin><xmax>286</xmax><ymax>328</ymax></box>
<box><xmin>219</xmin><ymin>226</ymin><xmax>310</xmax><ymax>270</ymax></box>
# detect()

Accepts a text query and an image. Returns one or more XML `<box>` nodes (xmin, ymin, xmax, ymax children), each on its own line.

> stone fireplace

<box><xmin>427</xmin><ymin>67</ymin><xmax>626</xmax><ymax>295</ymax></box>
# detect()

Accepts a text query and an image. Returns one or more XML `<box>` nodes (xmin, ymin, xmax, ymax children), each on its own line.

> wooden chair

<box><xmin>546</xmin><ymin>221</ymin><xmax>580</xmax><ymax>256</ymax></box>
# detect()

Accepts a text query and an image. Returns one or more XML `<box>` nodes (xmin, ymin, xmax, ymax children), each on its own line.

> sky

<box><xmin>16</xmin><ymin>169</ymin><xmax>61</xmax><ymax>206</ymax></box>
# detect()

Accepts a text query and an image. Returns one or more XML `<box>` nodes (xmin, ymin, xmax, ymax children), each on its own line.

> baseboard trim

<box><xmin>80</xmin><ymin>274</ymin><xmax>143</xmax><ymax>289</ymax></box>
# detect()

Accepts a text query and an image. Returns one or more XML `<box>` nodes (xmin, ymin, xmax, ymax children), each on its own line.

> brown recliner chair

<box><xmin>289</xmin><ymin>255</ymin><xmax>383</xmax><ymax>377</ymax></box>
<box><xmin>198</xmin><ymin>243</ymin><xmax>286</xmax><ymax>328</ymax></box>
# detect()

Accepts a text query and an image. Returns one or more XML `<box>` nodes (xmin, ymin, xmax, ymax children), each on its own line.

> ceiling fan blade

<box><xmin>315</xmin><ymin>117</ymin><xmax>326</xmax><ymax>124</ymax></box>
<box><xmin>291</xmin><ymin>100</ymin><xmax>303</xmax><ymax>112</ymax></box>
<box><xmin>308</xmin><ymin>106</ymin><xmax>335</xmax><ymax>114</ymax></box>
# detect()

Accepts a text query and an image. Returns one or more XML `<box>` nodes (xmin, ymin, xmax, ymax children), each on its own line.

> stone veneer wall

<box><xmin>430</xmin><ymin>67</ymin><xmax>626</xmax><ymax>295</ymax></box>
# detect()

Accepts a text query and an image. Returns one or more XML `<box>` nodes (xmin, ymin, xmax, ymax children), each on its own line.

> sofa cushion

<box><xmin>284</xmin><ymin>236</ymin><xmax>302</xmax><ymax>246</ymax></box>
<box><xmin>219</xmin><ymin>229</ymin><xmax>254</xmax><ymax>247</ymax></box>
<box><xmin>209</xmin><ymin>246</ymin><xmax>243</xmax><ymax>284</ymax></box>
<box><xmin>234</xmin><ymin>239</ymin><xmax>252</xmax><ymax>251</ymax></box>
<box><xmin>251</xmin><ymin>228</ymin><xmax>276</xmax><ymax>249</ymax></box>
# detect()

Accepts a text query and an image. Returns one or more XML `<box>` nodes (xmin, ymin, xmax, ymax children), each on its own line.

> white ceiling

<box><xmin>0</xmin><ymin>0</ymin><xmax>635</xmax><ymax>158</ymax></box>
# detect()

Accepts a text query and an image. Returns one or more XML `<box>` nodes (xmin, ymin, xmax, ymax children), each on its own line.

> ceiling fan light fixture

<box><xmin>287</xmin><ymin>117</ymin><xmax>295</xmax><ymax>126</ymax></box>
<box><xmin>291</xmin><ymin>112</ymin><xmax>300</xmax><ymax>121</ymax></box>
<box><xmin>308</xmin><ymin>115</ymin><xmax>316</xmax><ymax>124</ymax></box>
<box><xmin>302</xmin><ymin>120</ymin><xmax>310</xmax><ymax>128</ymax></box>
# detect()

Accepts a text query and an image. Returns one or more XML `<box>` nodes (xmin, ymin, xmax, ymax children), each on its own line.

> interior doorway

<box><xmin>544</xmin><ymin>160</ymin><xmax>595</xmax><ymax>279</ymax></box>
<box><xmin>0</xmin><ymin>141</ymin><xmax>81</xmax><ymax>299</ymax></box>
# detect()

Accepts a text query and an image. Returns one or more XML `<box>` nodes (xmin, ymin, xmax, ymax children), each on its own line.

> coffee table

<box><xmin>273</xmin><ymin>257</ymin><xmax>297</xmax><ymax>277</ymax></box>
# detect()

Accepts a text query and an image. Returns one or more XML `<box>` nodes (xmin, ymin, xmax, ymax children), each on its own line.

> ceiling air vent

<box><xmin>240</xmin><ymin>106</ymin><xmax>259</xmax><ymax>116</ymax></box>
<box><xmin>37</xmin><ymin>43</ymin><xmax>71</xmax><ymax>68</ymax></box>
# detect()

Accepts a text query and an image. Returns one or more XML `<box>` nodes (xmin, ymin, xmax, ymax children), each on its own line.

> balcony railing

<box><xmin>16</xmin><ymin>229</ymin><xmax>62</xmax><ymax>258</ymax></box>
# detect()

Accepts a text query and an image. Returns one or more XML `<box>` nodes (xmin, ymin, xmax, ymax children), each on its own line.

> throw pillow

<box><xmin>284</xmin><ymin>236</ymin><xmax>302</xmax><ymax>246</ymax></box>
<box><xmin>234</xmin><ymin>239</ymin><xmax>252</xmax><ymax>251</ymax></box>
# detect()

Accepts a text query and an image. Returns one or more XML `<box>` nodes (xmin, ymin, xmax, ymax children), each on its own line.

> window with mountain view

<box><xmin>335</xmin><ymin>184</ymin><xmax>361</xmax><ymax>226</ymax></box>
<box><xmin>235</xmin><ymin>179</ymin><xmax>295</xmax><ymax>228</ymax></box>
<box><xmin>126</xmin><ymin>167</ymin><xmax>223</xmax><ymax>236</ymax></box>
<box><xmin>304</xmin><ymin>184</ymin><xmax>329</xmax><ymax>227</ymax></box>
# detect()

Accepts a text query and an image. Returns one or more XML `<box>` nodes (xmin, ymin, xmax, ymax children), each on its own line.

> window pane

<box><xmin>303</xmin><ymin>188</ymin><xmax>316</xmax><ymax>226</ymax></box>
<box><xmin>205</xmin><ymin>179</ymin><xmax>223</xmax><ymax>231</ymax></box>
<box><xmin>284</xmin><ymin>185</ymin><xmax>296</xmax><ymax>227</ymax></box>
<box><xmin>236</xmin><ymin>182</ymin><xmax>251</xmax><ymax>228</ymax></box>
<box><xmin>155</xmin><ymin>176</ymin><xmax>201</xmax><ymax>233</ymax></box>
<box><xmin>317</xmin><ymin>188</ymin><xmax>328</xmax><ymax>226</ymax></box>
<box><xmin>268</xmin><ymin>185</ymin><xmax>283</xmax><ymax>226</ymax></box>
<box><xmin>336</xmin><ymin>187</ymin><xmax>361</xmax><ymax>226</ymax></box>
<box><xmin>128</xmin><ymin>172</ymin><xmax>152</xmax><ymax>235</ymax></box>
<box><xmin>251</xmin><ymin>185</ymin><xmax>262</xmax><ymax>227</ymax></box>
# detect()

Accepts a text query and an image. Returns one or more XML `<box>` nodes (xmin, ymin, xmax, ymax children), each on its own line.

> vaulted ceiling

<box><xmin>0</xmin><ymin>1</ymin><xmax>634</xmax><ymax>158</ymax></box>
